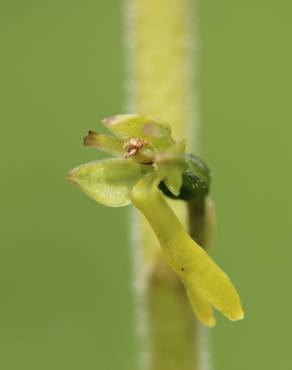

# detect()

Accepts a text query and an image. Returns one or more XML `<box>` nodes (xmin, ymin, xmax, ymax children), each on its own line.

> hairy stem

<box><xmin>124</xmin><ymin>1</ymin><xmax>209</xmax><ymax>369</ymax></box>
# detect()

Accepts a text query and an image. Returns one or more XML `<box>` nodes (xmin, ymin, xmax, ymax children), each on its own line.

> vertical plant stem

<box><xmin>125</xmin><ymin>1</ymin><xmax>209</xmax><ymax>370</ymax></box>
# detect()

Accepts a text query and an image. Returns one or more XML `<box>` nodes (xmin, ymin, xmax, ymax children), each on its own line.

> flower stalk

<box><xmin>125</xmin><ymin>0</ymin><xmax>206</xmax><ymax>369</ymax></box>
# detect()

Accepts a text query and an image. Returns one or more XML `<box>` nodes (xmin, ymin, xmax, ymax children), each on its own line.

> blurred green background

<box><xmin>0</xmin><ymin>1</ymin><xmax>291</xmax><ymax>369</ymax></box>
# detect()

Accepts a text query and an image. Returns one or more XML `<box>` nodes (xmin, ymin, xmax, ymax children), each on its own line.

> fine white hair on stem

<box><xmin>124</xmin><ymin>0</ymin><xmax>200</xmax><ymax>152</ymax></box>
<box><xmin>123</xmin><ymin>1</ymin><xmax>210</xmax><ymax>370</ymax></box>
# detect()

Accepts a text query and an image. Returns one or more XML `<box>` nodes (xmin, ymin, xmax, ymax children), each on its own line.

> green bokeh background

<box><xmin>1</xmin><ymin>1</ymin><xmax>291</xmax><ymax>369</ymax></box>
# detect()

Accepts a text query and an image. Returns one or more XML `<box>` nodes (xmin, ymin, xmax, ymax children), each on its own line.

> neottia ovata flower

<box><xmin>67</xmin><ymin>114</ymin><xmax>244</xmax><ymax>327</ymax></box>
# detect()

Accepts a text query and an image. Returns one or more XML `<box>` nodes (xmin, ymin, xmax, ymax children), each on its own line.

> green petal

<box><xmin>103</xmin><ymin>114</ymin><xmax>174</xmax><ymax>150</ymax></box>
<box><xmin>68</xmin><ymin>159</ymin><xmax>152</xmax><ymax>207</ymax></box>
<box><xmin>131</xmin><ymin>172</ymin><xmax>244</xmax><ymax>324</ymax></box>
<box><xmin>156</xmin><ymin>141</ymin><xmax>188</xmax><ymax>196</ymax></box>
<box><xmin>164</xmin><ymin>165</ymin><xmax>184</xmax><ymax>196</ymax></box>
<box><xmin>83</xmin><ymin>131</ymin><xmax>124</xmax><ymax>157</ymax></box>
<box><xmin>158</xmin><ymin>154</ymin><xmax>211</xmax><ymax>200</ymax></box>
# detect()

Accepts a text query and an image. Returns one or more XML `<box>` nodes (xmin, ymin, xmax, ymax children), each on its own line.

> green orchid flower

<box><xmin>67</xmin><ymin>114</ymin><xmax>244</xmax><ymax>327</ymax></box>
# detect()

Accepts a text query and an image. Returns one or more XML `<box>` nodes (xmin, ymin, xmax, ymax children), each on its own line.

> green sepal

<box><xmin>83</xmin><ymin>131</ymin><xmax>124</xmax><ymax>157</ymax></box>
<box><xmin>67</xmin><ymin>159</ymin><xmax>153</xmax><ymax>207</ymax></box>
<box><xmin>102</xmin><ymin>114</ymin><xmax>174</xmax><ymax>150</ymax></box>
<box><xmin>159</xmin><ymin>154</ymin><xmax>211</xmax><ymax>200</ymax></box>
